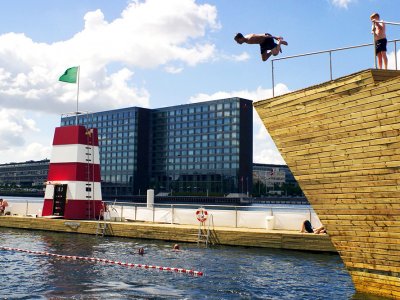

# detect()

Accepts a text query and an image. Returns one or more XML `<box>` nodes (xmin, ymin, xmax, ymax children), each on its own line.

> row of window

<box><xmin>99</xmin><ymin>139</ymin><xmax>137</xmax><ymax>152</ymax></box>
<box><xmin>166</xmin><ymin>133</ymin><xmax>239</xmax><ymax>144</ymax></box>
<box><xmin>153</xmin><ymin>162</ymin><xmax>240</xmax><ymax>171</ymax></box>
<box><xmin>153</xmin><ymin>154</ymin><xmax>240</xmax><ymax>165</ymax></box>
<box><xmin>157</xmin><ymin>111</ymin><xmax>240</xmax><ymax>125</ymax></box>
<box><xmin>97</xmin><ymin>125</ymin><xmax>137</xmax><ymax>134</ymax></box>
<box><xmin>153</xmin><ymin>140</ymin><xmax>239</xmax><ymax>152</ymax></box>
<box><xmin>164</xmin><ymin>125</ymin><xmax>240</xmax><ymax>136</ymax></box>
<box><xmin>154</xmin><ymin>117</ymin><xmax>240</xmax><ymax>131</ymax></box>
<box><xmin>101</xmin><ymin>174</ymin><xmax>134</xmax><ymax>183</ymax></box>
<box><xmin>158</xmin><ymin>100</ymin><xmax>240</xmax><ymax>117</ymax></box>
<box><xmin>101</xmin><ymin>164</ymin><xmax>136</xmax><ymax>171</ymax></box>
<box><xmin>100</xmin><ymin>152</ymin><xmax>136</xmax><ymax>160</ymax></box>
<box><xmin>62</xmin><ymin>114</ymin><xmax>137</xmax><ymax>127</ymax></box>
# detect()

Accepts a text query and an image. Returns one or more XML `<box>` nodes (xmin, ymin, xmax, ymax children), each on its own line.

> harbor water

<box><xmin>1</xmin><ymin>227</ymin><xmax>345</xmax><ymax>299</ymax></box>
<box><xmin>0</xmin><ymin>227</ymin><xmax>385</xmax><ymax>300</ymax></box>
<box><xmin>0</xmin><ymin>196</ymin><xmax>389</xmax><ymax>299</ymax></box>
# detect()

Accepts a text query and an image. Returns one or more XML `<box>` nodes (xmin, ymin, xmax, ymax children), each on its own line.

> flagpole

<box><xmin>76</xmin><ymin>66</ymin><xmax>80</xmax><ymax>125</ymax></box>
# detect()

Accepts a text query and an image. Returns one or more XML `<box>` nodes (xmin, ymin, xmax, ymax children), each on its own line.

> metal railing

<box><xmin>104</xmin><ymin>201</ymin><xmax>314</xmax><ymax>229</ymax></box>
<box><xmin>271</xmin><ymin>20</ymin><xmax>400</xmax><ymax>97</ymax></box>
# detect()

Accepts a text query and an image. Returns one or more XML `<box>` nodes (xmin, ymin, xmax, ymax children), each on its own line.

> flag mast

<box><xmin>76</xmin><ymin>66</ymin><xmax>80</xmax><ymax>125</ymax></box>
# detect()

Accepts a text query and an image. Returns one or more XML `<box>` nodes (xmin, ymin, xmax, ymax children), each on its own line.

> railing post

<box><xmin>134</xmin><ymin>205</ymin><xmax>137</xmax><ymax>221</ymax></box>
<box><xmin>235</xmin><ymin>206</ymin><xmax>238</xmax><ymax>228</ymax></box>
<box><xmin>395</xmin><ymin>41</ymin><xmax>398</xmax><ymax>70</ymax></box>
<box><xmin>121</xmin><ymin>205</ymin><xmax>124</xmax><ymax>221</ymax></box>
<box><xmin>152</xmin><ymin>205</ymin><xmax>155</xmax><ymax>222</ymax></box>
<box><xmin>171</xmin><ymin>204</ymin><xmax>174</xmax><ymax>224</ymax></box>
<box><xmin>26</xmin><ymin>200</ymin><xmax>29</xmax><ymax>216</ymax></box>
<box><xmin>373</xmin><ymin>22</ymin><xmax>377</xmax><ymax>68</ymax></box>
<box><xmin>271</xmin><ymin>60</ymin><xmax>275</xmax><ymax>97</ymax></box>
<box><xmin>329</xmin><ymin>51</ymin><xmax>333</xmax><ymax>80</ymax></box>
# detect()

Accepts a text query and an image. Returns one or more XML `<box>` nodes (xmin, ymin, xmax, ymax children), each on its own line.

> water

<box><xmin>1</xmin><ymin>227</ymin><xmax>381</xmax><ymax>300</ymax></box>
<box><xmin>0</xmin><ymin>196</ymin><xmax>390</xmax><ymax>299</ymax></box>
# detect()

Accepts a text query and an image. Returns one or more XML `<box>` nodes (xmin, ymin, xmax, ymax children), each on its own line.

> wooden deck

<box><xmin>254</xmin><ymin>69</ymin><xmax>400</xmax><ymax>299</ymax></box>
<box><xmin>0</xmin><ymin>216</ymin><xmax>335</xmax><ymax>252</ymax></box>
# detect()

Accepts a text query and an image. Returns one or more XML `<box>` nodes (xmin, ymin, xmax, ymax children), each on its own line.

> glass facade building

<box><xmin>61</xmin><ymin>97</ymin><xmax>253</xmax><ymax>200</ymax></box>
<box><xmin>0</xmin><ymin>159</ymin><xmax>49</xmax><ymax>187</ymax></box>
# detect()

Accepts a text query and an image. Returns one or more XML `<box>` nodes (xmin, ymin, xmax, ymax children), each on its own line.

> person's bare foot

<box><xmin>278</xmin><ymin>37</ymin><xmax>288</xmax><ymax>46</ymax></box>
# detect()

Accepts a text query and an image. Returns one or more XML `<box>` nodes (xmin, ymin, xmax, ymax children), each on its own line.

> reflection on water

<box><xmin>0</xmin><ymin>228</ymin><xmax>389</xmax><ymax>300</ymax></box>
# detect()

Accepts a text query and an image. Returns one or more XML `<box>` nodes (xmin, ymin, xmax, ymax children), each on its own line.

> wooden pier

<box><xmin>0</xmin><ymin>216</ymin><xmax>335</xmax><ymax>252</ymax></box>
<box><xmin>254</xmin><ymin>69</ymin><xmax>400</xmax><ymax>299</ymax></box>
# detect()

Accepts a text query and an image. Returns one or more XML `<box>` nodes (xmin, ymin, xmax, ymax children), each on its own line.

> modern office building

<box><xmin>252</xmin><ymin>163</ymin><xmax>301</xmax><ymax>196</ymax></box>
<box><xmin>61</xmin><ymin>97</ymin><xmax>253</xmax><ymax>200</ymax></box>
<box><xmin>0</xmin><ymin>159</ymin><xmax>49</xmax><ymax>187</ymax></box>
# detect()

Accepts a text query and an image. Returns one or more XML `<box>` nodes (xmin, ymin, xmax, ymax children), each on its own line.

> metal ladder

<box><xmin>197</xmin><ymin>214</ymin><xmax>214</xmax><ymax>247</ymax></box>
<box><xmin>85</xmin><ymin>129</ymin><xmax>95</xmax><ymax>219</ymax></box>
<box><xmin>95</xmin><ymin>208</ymin><xmax>109</xmax><ymax>237</ymax></box>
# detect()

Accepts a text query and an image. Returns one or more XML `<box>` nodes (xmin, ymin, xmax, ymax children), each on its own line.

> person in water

<box><xmin>173</xmin><ymin>244</ymin><xmax>180</xmax><ymax>251</ymax></box>
<box><xmin>234</xmin><ymin>33</ymin><xmax>288</xmax><ymax>61</ymax></box>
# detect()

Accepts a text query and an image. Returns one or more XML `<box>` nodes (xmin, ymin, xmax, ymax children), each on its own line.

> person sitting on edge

<box><xmin>0</xmin><ymin>198</ymin><xmax>8</xmax><ymax>216</ymax></box>
<box><xmin>300</xmin><ymin>220</ymin><xmax>327</xmax><ymax>234</ymax></box>
<box><xmin>234</xmin><ymin>33</ymin><xmax>288</xmax><ymax>62</ymax></box>
<box><xmin>370</xmin><ymin>12</ymin><xmax>388</xmax><ymax>69</ymax></box>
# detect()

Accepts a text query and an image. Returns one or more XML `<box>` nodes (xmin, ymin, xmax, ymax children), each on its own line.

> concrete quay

<box><xmin>0</xmin><ymin>216</ymin><xmax>336</xmax><ymax>253</ymax></box>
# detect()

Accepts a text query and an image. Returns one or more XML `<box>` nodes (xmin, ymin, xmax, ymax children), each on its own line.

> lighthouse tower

<box><xmin>42</xmin><ymin>125</ymin><xmax>103</xmax><ymax>220</ymax></box>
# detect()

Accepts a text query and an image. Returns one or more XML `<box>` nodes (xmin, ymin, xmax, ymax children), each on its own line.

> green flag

<box><xmin>59</xmin><ymin>66</ymin><xmax>78</xmax><ymax>83</ymax></box>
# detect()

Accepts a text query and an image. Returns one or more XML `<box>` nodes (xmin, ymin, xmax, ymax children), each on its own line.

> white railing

<box><xmin>272</xmin><ymin>38</ymin><xmax>400</xmax><ymax>97</ymax></box>
<box><xmin>271</xmin><ymin>20</ymin><xmax>400</xmax><ymax>97</ymax></box>
<box><xmin>103</xmin><ymin>201</ymin><xmax>322</xmax><ymax>231</ymax></box>
<box><xmin>3</xmin><ymin>199</ymin><xmax>322</xmax><ymax>231</ymax></box>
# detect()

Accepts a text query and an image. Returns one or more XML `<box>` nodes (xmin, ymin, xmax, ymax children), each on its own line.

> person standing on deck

<box><xmin>234</xmin><ymin>33</ymin><xmax>288</xmax><ymax>62</ymax></box>
<box><xmin>370</xmin><ymin>12</ymin><xmax>388</xmax><ymax>69</ymax></box>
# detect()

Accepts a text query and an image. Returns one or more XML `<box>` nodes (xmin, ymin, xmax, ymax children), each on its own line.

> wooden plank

<box><xmin>254</xmin><ymin>69</ymin><xmax>400</xmax><ymax>298</ymax></box>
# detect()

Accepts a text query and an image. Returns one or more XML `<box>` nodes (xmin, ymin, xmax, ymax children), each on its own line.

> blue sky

<box><xmin>0</xmin><ymin>0</ymin><xmax>399</xmax><ymax>164</ymax></box>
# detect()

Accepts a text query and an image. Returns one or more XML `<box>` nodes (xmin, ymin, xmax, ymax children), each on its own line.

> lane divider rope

<box><xmin>0</xmin><ymin>246</ymin><xmax>203</xmax><ymax>276</ymax></box>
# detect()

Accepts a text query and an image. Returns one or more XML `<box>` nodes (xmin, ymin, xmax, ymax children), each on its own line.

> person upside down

<box><xmin>234</xmin><ymin>33</ymin><xmax>288</xmax><ymax>61</ymax></box>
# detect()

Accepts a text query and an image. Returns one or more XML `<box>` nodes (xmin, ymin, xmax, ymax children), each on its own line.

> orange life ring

<box><xmin>196</xmin><ymin>208</ymin><xmax>208</xmax><ymax>222</ymax></box>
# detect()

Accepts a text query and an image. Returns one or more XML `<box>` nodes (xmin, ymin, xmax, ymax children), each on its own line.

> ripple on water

<box><xmin>0</xmin><ymin>227</ymin><xmax>376</xmax><ymax>299</ymax></box>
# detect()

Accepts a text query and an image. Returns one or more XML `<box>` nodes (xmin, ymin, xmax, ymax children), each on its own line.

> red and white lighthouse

<box><xmin>42</xmin><ymin>125</ymin><xmax>103</xmax><ymax>220</ymax></box>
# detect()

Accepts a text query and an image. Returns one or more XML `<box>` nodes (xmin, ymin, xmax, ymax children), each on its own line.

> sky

<box><xmin>0</xmin><ymin>0</ymin><xmax>399</xmax><ymax>165</ymax></box>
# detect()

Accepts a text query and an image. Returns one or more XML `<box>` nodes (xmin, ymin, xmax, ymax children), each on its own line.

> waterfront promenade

<box><xmin>0</xmin><ymin>216</ymin><xmax>335</xmax><ymax>252</ymax></box>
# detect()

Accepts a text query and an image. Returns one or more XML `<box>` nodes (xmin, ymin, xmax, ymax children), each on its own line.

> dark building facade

<box><xmin>252</xmin><ymin>163</ymin><xmax>302</xmax><ymax>196</ymax></box>
<box><xmin>61</xmin><ymin>97</ymin><xmax>253</xmax><ymax>200</ymax></box>
<box><xmin>0</xmin><ymin>159</ymin><xmax>49</xmax><ymax>187</ymax></box>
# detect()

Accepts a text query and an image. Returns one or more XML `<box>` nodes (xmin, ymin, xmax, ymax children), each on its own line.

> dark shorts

<box><xmin>375</xmin><ymin>38</ymin><xmax>387</xmax><ymax>54</ymax></box>
<box><xmin>304</xmin><ymin>220</ymin><xmax>313</xmax><ymax>233</ymax></box>
<box><xmin>260</xmin><ymin>35</ymin><xmax>277</xmax><ymax>54</ymax></box>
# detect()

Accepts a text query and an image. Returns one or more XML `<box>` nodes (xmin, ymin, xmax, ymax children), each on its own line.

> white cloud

<box><xmin>330</xmin><ymin>0</ymin><xmax>356</xmax><ymax>9</ymax></box>
<box><xmin>0</xmin><ymin>0</ymin><xmax>219</xmax><ymax>114</ymax></box>
<box><xmin>0</xmin><ymin>109</ymin><xmax>37</xmax><ymax>149</ymax></box>
<box><xmin>219</xmin><ymin>51</ymin><xmax>250</xmax><ymax>62</ymax></box>
<box><xmin>0</xmin><ymin>0</ymin><xmax>220</xmax><ymax>163</ymax></box>
<box><xmin>189</xmin><ymin>84</ymin><xmax>290</xmax><ymax>165</ymax></box>
<box><xmin>164</xmin><ymin>65</ymin><xmax>184</xmax><ymax>74</ymax></box>
<box><xmin>387</xmin><ymin>49</ymin><xmax>400</xmax><ymax>70</ymax></box>
<box><xmin>189</xmin><ymin>83</ymin><xmax>289</xmax><ymax>103</ymax></box>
